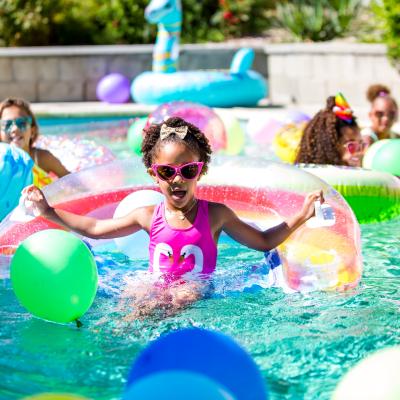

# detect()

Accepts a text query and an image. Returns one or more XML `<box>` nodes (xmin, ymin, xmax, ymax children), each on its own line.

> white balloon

<box><xmin>114</xmin><ymin>190</ymin><xmax>164</xmax><ymax>259</ymax></box>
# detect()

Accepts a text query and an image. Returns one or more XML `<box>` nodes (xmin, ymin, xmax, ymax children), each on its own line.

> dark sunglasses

<box><xmin>0</xmin><ymin>116</ymin><xmax>32</xmax><ymax>135</ymax></box>
<box><xmin>343</xmin><ymin>141</ymin><xmax>366</xmax><ymax>155</ymax></box>
<box><xmin>151</xmin><ymin>161</ymin><xmax>204</xmax><ymax>181</ymax></box>
<box><xmin>373</xmin><ymin>111</ymin><xmax>397</xmax><ymax>120</ymax></box>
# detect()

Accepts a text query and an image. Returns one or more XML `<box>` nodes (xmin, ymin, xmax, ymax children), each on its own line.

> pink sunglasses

<box><xmin>151</xmin><ymin>161</ymin><xmax>204</xmax><ymax>181</ymax></box>
<box><xmin>343</xmin><ymin>141</ymin><xmax>366</xmax><ymax>154</ymax></box>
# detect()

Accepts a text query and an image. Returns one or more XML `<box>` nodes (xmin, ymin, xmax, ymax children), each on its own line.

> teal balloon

<box><xmin>127</xmin><ymin>117</ymin><xmax>147</xmax><ymax>155</ymax></box>
<box><xmin>363</xmin><ymin>138</ymin><xmax>400</xmax><ymax>176</ymax></box>
<box><xmin>123</xmin><ymin>371</ymin><xmax>234</xmax><ymax>400</ymax></box>
<box><xmin>11</xmin><ymin>230</ymin><xmax>98</xmax><ymax>323</ymax></box>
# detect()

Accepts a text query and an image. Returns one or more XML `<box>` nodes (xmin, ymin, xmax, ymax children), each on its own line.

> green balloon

<box><xmin>363</xmin><ymin>138</ymin><xmax>400</xmax><ymax>176</ymax></box>
<box><xmin>11</xmin><ymin>230</ymin><xmax>98</xmax><ymax>324</ymax></box>
<box><xmin>219</xmin><ymin>114</ymin><xmax>245</xmax><ymax>156</ymax></box>
<box><xmin>127</xmin><ymin>117</ymin><xmax>147</xmax><ymax>156</ymax></box>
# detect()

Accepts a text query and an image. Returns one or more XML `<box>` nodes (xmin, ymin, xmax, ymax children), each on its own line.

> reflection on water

<box><xmin>1</xmin><ymin>218</ymin><xmax>399</xmax><ymax>399</ymax></box>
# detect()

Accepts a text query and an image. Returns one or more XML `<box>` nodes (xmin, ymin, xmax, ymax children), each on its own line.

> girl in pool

<box><xmin>0</xmin><ymin>98</ymin><xmax>69</xmax><ymax>187</ymax></box>
<box><xmin>295</xmin><ymin>93</ymin><xmax>364</xmax><ymax>167</ymax></box>
<box><xmin>362</xmin><ymin>84</ymin><xmax>399</xmax><ymax>146</ymax></box>
<box><xmin>25</xmin><ymin>117</ymin><xmax>322</xmax><ymax>318</ymax></box>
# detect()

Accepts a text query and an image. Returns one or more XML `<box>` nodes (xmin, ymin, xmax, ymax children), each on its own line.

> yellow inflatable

<box><xmin>32</xmin><ymin>164</ymin><xmax>55</xmax><ymax>189</ymax></box>
<box><xmin>272</xmin><ymin>122</ymin><xmax>306</xmax><ymax>163</ymax></box>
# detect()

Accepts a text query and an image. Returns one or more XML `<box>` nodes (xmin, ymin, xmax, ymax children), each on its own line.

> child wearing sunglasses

<box><xmin>362</xmin><ymin>84</ymin><xmax>399</xmax><ymax>147</ymax></box>
<box><xmin>24</xmin><ymin>117</ymin><xmax>322</xmax><ymax>318</ymax></box>
<box><xmin>0</xmin><ymin>98</ymin><xmax>69</xmax><ymax>187</ymax></box>
<box><xmin>295</xmin><ymin>94</ymin><xmax>364</xmax><ymax>167</ymax></box>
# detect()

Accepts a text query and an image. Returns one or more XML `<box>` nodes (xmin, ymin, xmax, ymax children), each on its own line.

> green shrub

<box><xmin>276</xmin><ymin>0</ymin><xmax>362</xmax><ymax>41</ymax></box>
<box><xmin>211</xmin><ymin>0</ymin><xmax>274</xmax><ymax>40</ymax></box>
<box><xmin>0</xmin><ymin>0</ymin><xmax>276</xmax><ymax>46</ymax></box>
<box><xmin>373</xmin><ymin>0</ymin><xmax>400</xmax><ymax>66</ymax></box>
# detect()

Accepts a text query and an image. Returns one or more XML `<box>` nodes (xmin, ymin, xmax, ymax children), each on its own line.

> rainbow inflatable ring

<box><xmin>0</xmin><ymin>157</ymin><xmax>362</xmax><ymax>293</ymax></box>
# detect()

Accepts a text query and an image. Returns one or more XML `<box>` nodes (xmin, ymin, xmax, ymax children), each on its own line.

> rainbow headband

<box><xmin>333</xmin><ymin>93</ymin><xmax>353</xmax><ymax>123</ymax></box>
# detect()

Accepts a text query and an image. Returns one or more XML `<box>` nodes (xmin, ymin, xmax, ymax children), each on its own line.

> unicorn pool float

<box><xmin>131</xmin><ymin>0</ymin><xmax>267</xmax><ymax>107</ymax></box>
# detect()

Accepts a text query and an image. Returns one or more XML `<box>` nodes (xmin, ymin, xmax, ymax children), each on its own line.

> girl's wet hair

<box><xmin>141</xmin><ymin>116</ymin><xmax>212</xmax><ymax>174</ymax></box>
<box><xmin>0</xmin><ymin>97</ymin><xmax>39</xmax><ymax>145</ymax></box>
<box><xmin>366</xmin><ymin>84</ymin><xmax>398</xmax><ymax>109</ymax></box>
<box><xmin>295</xmin><ymin>96</ymin><xmax>359</xmax><ymax>165</ymax></box>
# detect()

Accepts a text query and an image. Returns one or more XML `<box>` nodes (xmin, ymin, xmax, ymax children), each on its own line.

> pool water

<box><xmin>1</xmin><ymin>117</ymin><xmax>400</xmax><ymax>399</ymax></box>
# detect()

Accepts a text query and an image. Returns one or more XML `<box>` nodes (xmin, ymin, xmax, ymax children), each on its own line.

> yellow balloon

<box><xmin>272</xmin><ymin>122</ymin><xmax>305</xmax><ymax>163</ymax></box>
<box><xmin>22</xmin><ymin>394</ymin><xmax>90</xmax><ymax>400</ymax></box>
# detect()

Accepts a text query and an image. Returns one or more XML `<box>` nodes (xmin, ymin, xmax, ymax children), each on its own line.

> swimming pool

<box><xmin>1</xmin><ymin>117</ymin><xmax>399</xmax><ymax>399</ymax></box>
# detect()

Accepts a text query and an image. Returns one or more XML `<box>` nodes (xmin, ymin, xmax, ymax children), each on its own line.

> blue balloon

<box><xmin>126</xmin><ymin>328</ymin><xmax>268</xmax><ymax>400</ymax></box>
<box><xmin>123</xmin><ymin>371</ymin><xmax>234</xmax><ymax>400</ymax></box>
<box><xmin>0</xmin><ymin>143</ymin><xmax>33</xmax><ymax>220</ymax></box>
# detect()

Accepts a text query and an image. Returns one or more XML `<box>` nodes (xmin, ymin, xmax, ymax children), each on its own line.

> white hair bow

<box><xmin>160</xmin><ymin>124</ymin><xmax>188</xmax><ymax>140</ymax></box>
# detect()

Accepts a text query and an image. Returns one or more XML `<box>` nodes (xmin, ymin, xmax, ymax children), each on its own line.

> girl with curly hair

<box><xmin>295</xmin><ymin>94</ymin><xmax>364</xmax><ymax>167</ymax></box>
<box><xmin>362</xmin><ymin>84</ymin><xmax>399</xmax><ymax>146</ymax></box>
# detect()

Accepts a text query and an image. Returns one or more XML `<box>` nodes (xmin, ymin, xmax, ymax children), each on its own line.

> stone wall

<box><xmin>266</xmin><ymin>42</ymin><xmax>400</xmax><ymax>108</ymax></box>
<box><xmin>0</xmin><ymin>42</ymin><xmax>399</xmax><ymax>107</ymax></box>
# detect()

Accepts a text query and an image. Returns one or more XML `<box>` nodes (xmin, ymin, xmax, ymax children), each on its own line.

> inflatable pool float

<box><xmin>36</xmin><ymin>135</ymin><xmax>115</xmax><ymax>173</ymax></box>
<box><xmin>131</xmin><ymin>0</ymin><xmax>266</xmax><ymax>107</ymax></box>
<box><xmin>300</xmin><ymin>164</ymin><xmax>400</xmax><ymax>224</ymax></box>
<box><xmin>0</xmin><ymin>144</ymin><xmax>33</xmax><ymax>221</ymax></box>
<box><xmin>0</xmin><ymin>157</ymin><xmax>362</xmax><ymax>293</ymax></box>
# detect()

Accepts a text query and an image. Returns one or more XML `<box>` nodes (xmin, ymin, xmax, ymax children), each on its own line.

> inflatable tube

<box><xmin>36</xmin><ymin>135</ymin><xmax>115</xmax><ymax>172</ymax></box>
<box><xmin>132</xmin><ymin>69</ymin><xmax>266</xmax><ymax>108</ymax></box>
<box><xmin>300</xmin><ymin>164</ymin><xmax>400</xmax><ymax>224</ymax></box>
<box><xmin>0</xmin><ymin>143</ymin><xmax>33</xmax><ymax>221</ymax></box>
<box><xmin>0</xmin><ymin>157</ymin><xmax>362</xmax><ymax>292</ymax></box>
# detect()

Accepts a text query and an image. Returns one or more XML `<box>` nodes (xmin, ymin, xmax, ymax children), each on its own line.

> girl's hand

<box><xmin>22</xmin><ymin>185</ymin><xmax>51</xmax><ymax>216</ymax></box>
<box><xmin>299</xmin><ymin>190</ymin><xmax>324</xmax><ymax>222</ymax></box>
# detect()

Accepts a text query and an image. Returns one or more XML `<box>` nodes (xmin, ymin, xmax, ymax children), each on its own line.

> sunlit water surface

<box><xmin>1</xmin><ymin>117</ymin><xmax>399</xmax><ymax>399</ymax></box>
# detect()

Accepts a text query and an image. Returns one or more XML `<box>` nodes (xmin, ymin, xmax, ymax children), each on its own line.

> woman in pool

<box><xmin>25</xmin><ymin>116</ymin><xmax>322</xmax><ymax>317</ymax></box>
<box><xmin>295</xmin><ymin>93</ymin><xmax>364</xmax><ymax>167</ymax></box>
<box><xmin>362</xmin><ymin>84</ymin><xmax>399</xmax><ymax>146</ymax></box>
<box><xmin>0</xmin><ymin>98</ymin><xmax>69</xmax><ymax>187</ymax></box>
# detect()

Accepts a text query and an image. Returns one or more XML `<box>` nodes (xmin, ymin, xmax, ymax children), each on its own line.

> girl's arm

<box><xmin>24</xmin><ymin>185</ymin><xmax>150</xmax><ymax>239</ymax></box>
<box><xmin>213</xmin><ymin>191</ymin><xmax>322</xmax><ymax>251</ymax></box>
<box><xmin>36</xmin><ymin>148</ymin><xmax>70</xmax><ymax>177</ymax></box>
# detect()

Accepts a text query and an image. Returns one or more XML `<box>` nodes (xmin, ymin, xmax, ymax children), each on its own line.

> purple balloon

<box><xmin>96</xmin><ymin>73</ymin><xmax>131</xmax><ymax>104</ymax></box>
<box><xmin>283</xmin><ymin>110</ymin><xmax>310</xmax><ymax>124</ymax></box>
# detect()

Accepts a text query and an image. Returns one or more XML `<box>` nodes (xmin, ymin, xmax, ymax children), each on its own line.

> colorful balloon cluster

<box><xmin>146</xmin><ymin>101</ymin><xmax>227</xmax><ymax>152</ymax></box>
<box><xmin>127</xmin><ymin>102</ymin><xmax>245</xmax><ymax>156</ymax></box>
<box><xmin>246</xmin><ymin>109</ymin><xmax>310</xmax><ymax>160</ymax></box>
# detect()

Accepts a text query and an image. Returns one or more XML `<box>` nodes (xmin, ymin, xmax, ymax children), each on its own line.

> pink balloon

<box><xmin>248</xmin><ymin>118</ymin><xmax>285</xmax><ymax>146</ymax></box>
<box><xmin>147</xmin><ymin>102</ymin><xmax>227</xmax><ymax>151</ymax></box>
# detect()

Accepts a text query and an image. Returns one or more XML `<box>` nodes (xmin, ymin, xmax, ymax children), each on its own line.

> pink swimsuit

<box><xmin>148</xmin><ymin>199</ymin><xmax>217</xmax><ymax>277</ymax></box>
